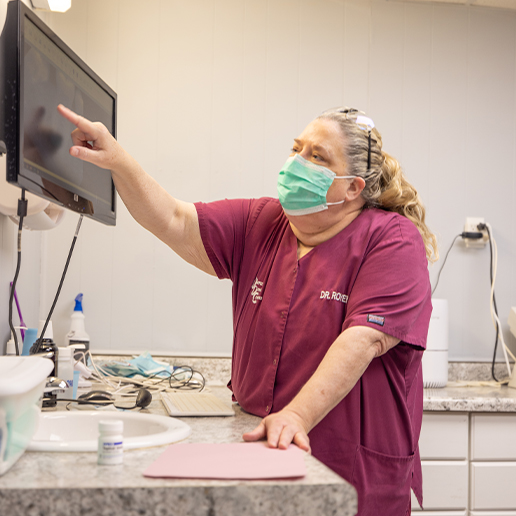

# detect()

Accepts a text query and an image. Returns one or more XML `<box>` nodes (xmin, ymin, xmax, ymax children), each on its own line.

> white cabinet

<box><xmin>420</xmin><ymin>413</ymin><xmax>469</xmax><ymax>460</ymax></box>
<box><xmin>412</xmin><ymin>412</ymin><xmax>516</xmax><ymax>515</ymax></box>
<box><xmin>470</xmin><ymin>414</ymin><xmax>516</xmax><ymax>460</ymax></box>
<box><xmin>470</xmin><ymin>513</ymin><xmax>516</xmax><ymax>515</ymax></box>
<box><xmin>470</xmin><ymin>414</ymin><xmax>516</xmax><ymax>513</ymax></box>
<box><xmin>471</xmin><ymin>463</ymin><xmax>516</xmax><ymax>510</ymax></box>
<box><xmin>420</xmin><ymin>461</ymin><xmax>469</xmax><ymax>510</ymax></box>
<box><xmin>412</xmin><ymin>413</ymin><xmax>469</xmax><ymax>513</ymax></box>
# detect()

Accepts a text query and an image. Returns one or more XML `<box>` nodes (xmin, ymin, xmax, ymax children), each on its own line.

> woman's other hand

<box><xmin>57</xmin><ymin>104</ymin><xmax>122</xmax><ymax>171</ymax></box>
<box><xmin>242</xmin><ymin>408</ymin><xmax>311</xmax><ymax>453</ymax></box>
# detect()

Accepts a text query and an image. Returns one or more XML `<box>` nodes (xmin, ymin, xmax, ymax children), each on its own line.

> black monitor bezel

<box><xmin>1</xmin><ymin>0</ymin><xmax>117</xmax><ymax>226</ymax></box>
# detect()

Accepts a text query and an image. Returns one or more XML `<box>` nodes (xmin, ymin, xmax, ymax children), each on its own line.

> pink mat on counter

<box><xmin>143</xmin><ymin>442</ymin><xmax>307</xmax><ymax>480</ymax></box>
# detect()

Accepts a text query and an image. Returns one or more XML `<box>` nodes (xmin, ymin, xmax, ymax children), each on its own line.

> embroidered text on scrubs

<box><xmin>251</xmin><ymin>278</ymin><xmax>264</xmax><ymax>304</ymax></box>
<box><xmin>320</xmin><ymin>291</ymin><xmax>348</xmax><ymax>303</ymax></box>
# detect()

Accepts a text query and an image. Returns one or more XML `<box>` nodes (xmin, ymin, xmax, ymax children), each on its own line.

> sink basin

<box><xmin>28</xmin><ymin>411</ymin><xmax>191</xmax><ymax>452</ymax></box>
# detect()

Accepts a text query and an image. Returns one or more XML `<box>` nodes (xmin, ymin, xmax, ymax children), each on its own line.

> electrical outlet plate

<box><xmin>464</xmin><ymin>217</ymin><xmax>488</xmax><ymax>248</ymax></box>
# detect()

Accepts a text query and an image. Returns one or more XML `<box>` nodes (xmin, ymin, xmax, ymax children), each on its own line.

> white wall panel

<box><xmin>401</xmin><ymin>3</ymin><xmax>433</xmax><ymax>204</ymax></box>
<box><xmin>263</xmin><ymin>0</ymin><xmax>301</xmax><ymax>197</ymax></box>
<box><xmin>210</xmin><ymin>0</ymin><xmax>245</xmax><ymax>202</ymax></box>
<box><xmin>3</xmin><ymin>0</ymin><xmax>515</xmax><ymax>358</ymax></box>
<box><xmin>102</xmin><ymin>1</ymin><xmax>157</xmax><ymax>351</ymax></box>
<box><xmin>369</xmin><ymin>0</ymin><xmax>405</xmax><ymax>160</ymax></box>
<box><xmin>298</xmin><ymin>0</ymin><xmax>345</xmax><ymax>123</ymax></box>
<box><xmin>342</xmin><ymin>0</ymin><xmax>371</xmax><ymax>112</ymax></box>
<box><xmin>426</xmin><ymin>5</ymin><xmax>471</xmax><ymax>359</ymax></box>
<box><xmin>240</xmin><ymin>0</ymin><xmax>268</xmax><ymax>198</ymax></box>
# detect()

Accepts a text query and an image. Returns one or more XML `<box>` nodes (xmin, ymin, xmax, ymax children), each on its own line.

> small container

<box><xmin>22</xmin><ymin>328</ymin><xmax>38</xmax><ymax>356</ymax></box>
<box><xmin>98</xmin><ymin>420</ymin><xmax>123</xmax><ymax>465</ymax></box>
<box><xmin>56</xmin><ymin>347</ymin><xmax>74</xmax><ymax>399</ymax></box>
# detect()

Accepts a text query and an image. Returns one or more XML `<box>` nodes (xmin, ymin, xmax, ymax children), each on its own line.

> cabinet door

<box><xmin>411</xmin><ymin>461</ymin><xmax>468</xmax><ymax>511</ymax></box>
<box><xmin>470</xmin><ymin>462</ymin><xmax>516</xmax><ymax>510</ymax></box>
<box><xmin>471</xmin><ymin>414</ymin><xmax>516</xmax><ymax>460</ymax></box>
<box><xmin>419</xmin><ymin>413</ymin><xmax>469</xmax><ymax>460</ymax></box>
<box><xmin>412</xmin><ymin>511</ymin><xmax>466</xmax><ymax>516</ymax></box>
<box><xmin>470</xmin><ymin>512</ymin><xmax>516</xmax><ymax>515</ymax></box>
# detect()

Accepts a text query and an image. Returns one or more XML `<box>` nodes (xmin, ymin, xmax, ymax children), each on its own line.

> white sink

<box><xmin>28</xmin><ymin>411</ymin><xmax>191</xmax><ymax>452</ymax></box>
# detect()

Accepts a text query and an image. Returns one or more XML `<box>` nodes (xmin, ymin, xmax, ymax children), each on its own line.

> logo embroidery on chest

<box><xmin>320</xmin><ymin>290</ymin><xmax>348</xmax><ymax>303</ymax></box>
<box><xmin>251</xmin><ymin>277</ymin><xmax>264</xmax><ymax>304</ymax></box>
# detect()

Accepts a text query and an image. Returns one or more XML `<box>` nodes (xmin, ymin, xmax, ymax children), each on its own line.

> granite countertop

<box><xmin>422</xmin><ymin>361</ymin><xmax>516</xmax><ymax>413</ymax></box>
<box><xmin>0</xmin><ymin>387</ymin><xmax>357</xmax><ymax>516</ymax></box>
<box><xmin>423</xmin><ymin>383</ymin><xmax>516</xmax><ymax>412</ymax></box>
<box><xmin>2</xmin><ymin>356</ymin><xmax>514</xmax><ymax>515</ymax></box>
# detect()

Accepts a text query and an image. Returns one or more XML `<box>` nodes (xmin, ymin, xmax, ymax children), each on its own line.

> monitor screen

<box><xmin>0</xmin><ymin>0</ymin><xmax>117</xmax><ymax>225</ymax></box>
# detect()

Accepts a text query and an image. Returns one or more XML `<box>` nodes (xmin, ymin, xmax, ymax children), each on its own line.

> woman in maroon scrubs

<box><xmin>59</xmin><ymin>105</ymin><xmax>437</xmax><ymax>515</ymax></box>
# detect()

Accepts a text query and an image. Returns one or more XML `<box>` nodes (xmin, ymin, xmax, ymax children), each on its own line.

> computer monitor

<box><xmin>0</xmin><ymin>0</ymin><xmax>117</xmax><ymax>225</ymax></box>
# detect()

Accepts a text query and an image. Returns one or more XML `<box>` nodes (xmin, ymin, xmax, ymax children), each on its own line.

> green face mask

<box><xmin>277</xmin><ymin>154</ymin><xmax>355</xmax><ymax>216</ymax></box>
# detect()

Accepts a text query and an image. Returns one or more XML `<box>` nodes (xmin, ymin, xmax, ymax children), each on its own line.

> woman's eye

<box><xmin>291</xmin><ymin>147</ymin><xmax>299</xmax><ymax>154</ymax></box>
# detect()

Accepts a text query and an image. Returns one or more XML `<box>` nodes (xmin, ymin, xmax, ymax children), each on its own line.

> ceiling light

<box><xmin>30</xmin><ymin>0</ymin><xmax>72</xmax><ymax>13</ymax></box>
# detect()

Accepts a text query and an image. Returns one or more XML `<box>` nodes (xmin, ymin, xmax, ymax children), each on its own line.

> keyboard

<box><xmin>161</xmin><ymin>391</ymin><xmax>235</xmax><ymax>417</ymax></box>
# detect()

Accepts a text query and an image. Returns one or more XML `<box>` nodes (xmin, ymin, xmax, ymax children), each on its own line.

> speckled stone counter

<box><xmin>5</xmin><ymin>356</ymin><xmax>513</xmax><ymax>515</ymax></box>
<box><xmin>0</xmin><ymin>387</ymin><xmax>357</xmax><ymax>516</ymax></box>
<box><xmin>423</xmin><ymin>383</ymin><xmax>516</xmax><ymax>412</ymax></box>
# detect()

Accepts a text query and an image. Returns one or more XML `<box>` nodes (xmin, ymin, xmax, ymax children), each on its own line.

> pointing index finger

<box><xmin>57</xmin><ymin>104</ymin><xmax>97</xmax><ymax>138</ymax></box>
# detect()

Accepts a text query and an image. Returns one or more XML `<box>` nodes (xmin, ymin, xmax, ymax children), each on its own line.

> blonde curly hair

<box><xmin>318</xmin><ymin>107</ymin><xmax>438</xmax><ymax>263</ymax></box>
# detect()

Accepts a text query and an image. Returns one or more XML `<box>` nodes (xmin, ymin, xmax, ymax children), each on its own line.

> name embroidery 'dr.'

<box><xmin>320</xmin><ymin>290</ymin><xmax>348</xmax><ymax>303</ymax></box>
<box><xmin>251</xmin><ymin>277</ymin><xmax>264</xmax><ymax>304</ymax></box>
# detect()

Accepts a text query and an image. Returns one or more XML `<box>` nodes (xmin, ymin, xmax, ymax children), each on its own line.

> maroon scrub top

<box><xmin>195</xmin><ymin>198</ymin><xmax>432</xmax><ymax>516</ymax></box>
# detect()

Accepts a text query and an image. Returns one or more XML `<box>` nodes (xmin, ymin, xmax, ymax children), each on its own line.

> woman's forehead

<box><xmin>296</xmin><ymin>118</ymin><xmax>345</xmax><ymax>154</ymax></box>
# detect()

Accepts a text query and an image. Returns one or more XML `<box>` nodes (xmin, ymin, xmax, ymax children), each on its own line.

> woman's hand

<box><xmin>242</xmin><ymin>408</ymin><xmax>311</xmax><ymax>453</ymax></box>
<box><xmin>57</xmin><ymin>104</ymin><xmax>123</xmax><ymax>171</ymax></box>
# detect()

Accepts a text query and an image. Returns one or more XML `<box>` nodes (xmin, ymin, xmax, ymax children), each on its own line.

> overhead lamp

<box><xmin>30</xmin><ymin>0</ymin><xmax>72</xmax><ymax>13</ymax></box>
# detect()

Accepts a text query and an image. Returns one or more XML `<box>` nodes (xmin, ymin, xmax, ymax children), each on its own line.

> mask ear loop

<box><xmin>326</xmin><ymin>175</ymin><xmax>356</xmax><ymax>206</ymax></box>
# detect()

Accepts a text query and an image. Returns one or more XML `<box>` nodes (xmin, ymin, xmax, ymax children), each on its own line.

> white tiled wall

<box><xmin>1</xmin><ymin>0</ymin><xmax>516</xmax><ymax>359</ymax></box>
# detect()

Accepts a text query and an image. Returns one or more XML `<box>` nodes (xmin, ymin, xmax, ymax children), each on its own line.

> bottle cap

<box><xmin>74</xmin><ymin>293</ymin><xmax>84</xmax><ymax>312</ymax></box>
<box><xmin>37</xmin><ymin>320</ymin><xmax>53</xmax><ymax>340</ymax></box>
<box><xmin>99</xmin><ymin>419</ymin><xmax>123</xmax><ymax>435</ymax></box>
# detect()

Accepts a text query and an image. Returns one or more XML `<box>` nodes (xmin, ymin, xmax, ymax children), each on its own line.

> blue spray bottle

<box><xmin>66</xmin><ymin>293</ymin><xmax>90</xmax><ymax>358</ymax></box>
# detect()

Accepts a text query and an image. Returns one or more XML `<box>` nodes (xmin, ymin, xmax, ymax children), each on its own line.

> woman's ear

<box><xmin>345</xmin><ymin>176</ymin><xmax>366</xmax><ymax>201</ymax></box>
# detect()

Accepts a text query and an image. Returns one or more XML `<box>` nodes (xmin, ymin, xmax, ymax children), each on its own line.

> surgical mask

<box><xmin>97</xmin><ymin>352</ymin><xmax>172</xmax><ymax>378</ymax></box>
<box><xmin>277</xmin><ymin>154</ymin><xmax>355</xmax><ymax>216</ymax></box>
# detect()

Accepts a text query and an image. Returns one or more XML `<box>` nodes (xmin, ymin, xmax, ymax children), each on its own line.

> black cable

<box><xmin>431</xmin><ymin>234</ymin><xmax>461</xmax><ymax>296</ymax></box>
<box><xmin>484</xmin><ymin>225</ymin><xmax>502</xmax><ymax>383</ymax></box>
<box><xmin>8</xmin><ymin>190</ymin><xmax>28</xmax><ymax>356</ymax></box>
<box><xmin>33</xmin><ymin>215</ymin><xmax>84</xmax><ymax>353</ymax></box>
<box><xmin>166</xmin><ymin>365</ymin><xmax>206</xmax><ymax>391</ymax></box>
<box><xmin>17</xmin><ymin>175</ymin><xmax>60</xmax><ymax>203</ymax></box>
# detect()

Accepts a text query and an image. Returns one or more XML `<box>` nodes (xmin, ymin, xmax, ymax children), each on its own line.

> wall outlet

<box><xmin>464</xmin><ymin>217</ymin><xmax>488</xmax><ymax>248</ymax></box>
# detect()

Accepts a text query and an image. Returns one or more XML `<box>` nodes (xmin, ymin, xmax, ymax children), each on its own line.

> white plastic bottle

<box><xmin>98</xmin><ymin>420</ymin><xmax>124</xmax><ymax>465</ymax></box>
<box><xmin>66</xmin><ymin>293</ymin><xmax>90</xmax><ymax>358</ymax></box>
<box><xmin>56</xmin><ymin>347</ymin><xmax>74</xmax><ymax>399</ymax></box>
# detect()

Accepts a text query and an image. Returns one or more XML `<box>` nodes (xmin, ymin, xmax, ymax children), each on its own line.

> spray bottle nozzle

<box><xmin>74</xmin><ymin>293</ymin><xmax>84</xmax><ymax>312</ymax></box>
